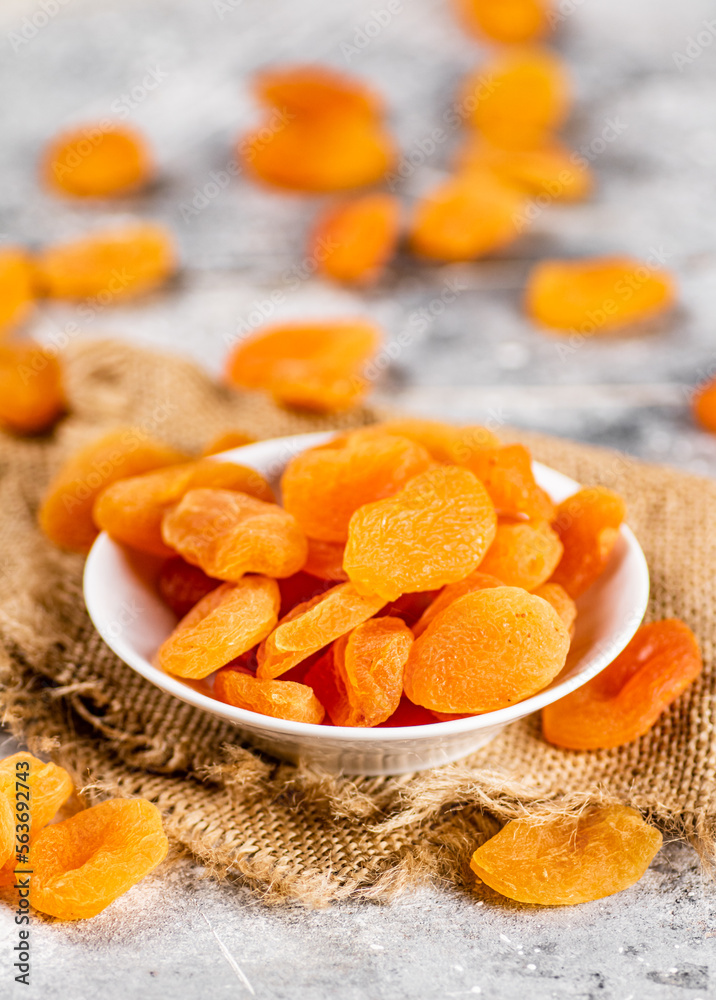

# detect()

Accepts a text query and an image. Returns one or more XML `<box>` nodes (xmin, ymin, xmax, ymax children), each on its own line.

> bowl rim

<box><xmin>83</xmin><ymin>432</ymin><xmax>650</xmax><ymax>744</ymax></box>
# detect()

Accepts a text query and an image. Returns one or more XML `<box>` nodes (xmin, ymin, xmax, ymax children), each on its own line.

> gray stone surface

<box><xmin>0</xmin><ymin>0</ymin><xmax>715</xmax><ymax>995</ymax></box>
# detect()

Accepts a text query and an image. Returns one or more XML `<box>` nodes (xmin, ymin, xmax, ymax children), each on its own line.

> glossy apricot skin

<box><xmin>94</xmin><ymin>460</ymin><xmax>274</xmax><ymax>557</ymax></box>
<box><xmin>470</xmin><ymin>806</ymin><xmax>662</xmax><ymax>906</ymax></box>
<box><xmin>29</xmin><ymin>798</ymin><xmax>168</xmax><ymax>920</ymax></box>
<box><xmin>43</xmin><ymin>124</ymin><xmax>153</xmax><ymax>197</ymax></box>
<box><xmin>479</xmin><ymin>519</ymin><xmax>563</xmax><ymax>590</ymax></box>
<box><xmin>525</xmin><ymin>257</ymin><xmax>676</xmax><ymax>333</ymax></box>
<box><xmin>310</xmin><ymin>194</ymin><xmax>400</xmax><ymax>284</ymax></box>
<box><xmin>39</xmin><ymin>428</ymin><xmax>188</xmax><ymax>553</ymax></box>
<box><xmin>457</xmin><ymin>136</ymin><xmax>592</xmax><ymax>202</ymax></box>
<box><xmin>550</xmin><ymin>486</ymin><xmax>626</xmax><ymax>599</ymax></box>
<box><xmin>692</xmin><ymin>377</ymin><xmax>716</xmax><ymax>434</ymax></box>
<box><xmin>35</xmin><ymin>223</ymin><xmax>176</xmax><ymax>300</ymax></box>
<box><xmin>542</xmin><ymin>620</ymin><xmax>702</xmax><ymax>750</ymax></box>
<box><xmin>454</xmin><ymin>0</ymin><xmax>551</xmax><ymax>44</ymax></box>
<box><xmin>0</xmin><ymin>344</ymin><xmax>65</xmax><ymax>434</ymax></box>
<box><xmin>404</xmin><ymin>586</ymin><xmax>570</xmax><ymax>714</ymax></box>
<box><xmin>412</xmin><ymin>571</ymin><xmax>504</xmax><ymax>638</ymax></box>
<box><xmin>0</xmin><ymin>249</ymin><xmax>35</xmax><ymax>334</ymax></box>
<box><xmin>214</xmin><ymin>669</ymin><xmax>325</xmax><ymax>724</ymax></box>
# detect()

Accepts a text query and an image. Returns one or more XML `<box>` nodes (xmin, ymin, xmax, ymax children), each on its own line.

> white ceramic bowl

<box><xmin>84</xmin><ymin>432</ymin><xmax>649</xmax><ymax>776</ymax></box>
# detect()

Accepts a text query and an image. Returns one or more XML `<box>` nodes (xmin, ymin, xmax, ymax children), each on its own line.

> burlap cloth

<box><xmin>1</xmin><ymin>339</ymin><xmax>714</xmax><ymax>904</ymax></box>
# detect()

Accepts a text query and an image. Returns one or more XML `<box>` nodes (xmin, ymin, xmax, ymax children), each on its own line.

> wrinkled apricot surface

<box><xmin>157</xmin><ymin>557</ymin><xmax>219</xmax><ymax>618</ymax></box>
<box><xmin>226</xmin><ymin>319</ymin><xmax>381</xmax><ymax>412</ymax></box>
<box><xmin>525</xmin><ymin>257</ymin><xmax>676</xmax><ymax>333</ymax></box>
<box><xmin>0</xmin><ymin>344</ymin><xmax>65</xmax><ymax>434</ymax></box>
<box><xmin>462</xmin><ymin>444</ymin><xmax>555</xmax><ymax>521</ymax></box>
<box><xmin>214</xmin><ymin>668</ymin><xmax>325</xmax><ymax>724</ymax></box>
<box><xmin>344</xmin><ymin>420</ymin><xmax>499</xmax><ymax>465</ymax></box>
<box><xmin>310</xmin><ymin>193</ymin><xmax>400</xmax><ymax>284</ymax></box>
<box><xmin>94</xmin><ymin>459</ymin><xmax>273</xmax><ymax>557</ymax></box>
<box><xmin>35</xmin><ymin>223</ymin><xmax>175</xmax><ymax>300</ymax></box>
<box><xmin>405</xmin><ymin>586</ymin><xmax>569</xmax><ymax>713</ymax></box>
<box><xmin>551</xmin><ymin>486</ymin><xmax>626</xmax><ymax>598</ymax></box>
<box><xmin>457</xmin><ymin>136</ymin><xmax>592</xmax><ymax>202</ymax></box>
<box><xmin>0</xmin><ymin>248</ymin><xmax>35</xmax><ymax>334</ymax></box>
<box><xmin>470</xmin><ymin>806</ymin><xmax>662</xmax><ymax>905</ymax></box>
<box><xmin>455</xmin><ymin>0</ymin><xmax>551</xmax><ymax>43</ymax></box>
<box><xmin>43</xmin><ymin>124</ymin><xmax>153</xmax><ymax>198</ymax></box>
<box><xmin>40</xmin><ymin>428</ymin><xmax>187</xmax><ymax>553</ymax></box>
<box><xmin>412</xmin><ymin>571</ymin><xmax>504</xmax><ymax>638</ymax></box>
<box><xmin>542</xmin><ymin>620</ymin><xmax>701</xmax><ymax>749</ymax></box>
<box><xmin>479</xmin><ymin>519</ymin><xmax>563</xmax><ymax>590</ymax></box>
<box><xmin>157</xmin><ymin>576</ymin><xmax>280</xmax><ymax>679</ymax></box>
<box><xmin>29</xmin><ymin>798</ymin><xmax>168</xmax><ymax>920</ymax></box>
<box><xmin>532</xmin><ymin>582</ymin><xmax>577</xmax><ymax>631</ymax></box>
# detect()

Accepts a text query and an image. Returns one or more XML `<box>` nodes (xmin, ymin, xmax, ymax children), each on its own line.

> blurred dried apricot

<box><xmin>404</xmin><ymin>586</ymin><xmax>569</xmax><ymax>713</ymax></box>
<box><xmin>304</xmin><ymin>537</ymin><xmax>349</xmax><ymax>581</ymax></box>
<box><xmin>43</xmin><ymin>124</ymin><xmax>153</xmax><ymax>198</ymax></box>
<box><xmin>94</xmin><ymin>459</ymin><xmax>274</xmax><ymax>557</ymax></box>
<box><xmin>0</xmin><ymin>248</ymin><xmax>35</xmax><ymax>334</ymax></box>
<box><xmin>412</xmin><ymin>571</ymin><xmax>503</xmax><ymax>638</ymax></box>
<box><xmin>30</xmin><ymin>798</ymin><xmax>168</xmax><ymax>920</ymax></box>
<box><xmin>214</xmin><ymin>668</ymin><xmax>325</xmax><ymax>724</ymax></box>
<box><xmin>162</xmin><ymin>488</ymin><xmax>307</xmax><ymax>581</ymax></box>
<box><xmin>310</xmin><ymin>193</ymin><xmax>400</xmax><ymax>284</ymax></box>
<box><xmin>457</xmin><ymin>135</ymin><xmax>592</xmax><ymax>202</ymax></box>
<box><xmin>0</xmin><ymin>343</ymin><xmax>65</xmax><ymax>434</ymax></box>
<box><xmin>551</xmin><ymin>486</ymin><xmax>626</xmax><ymax>598</ymax></box>
<box><xmin>200</xmin><ymin>430</ymin><xmax>256</xmax><ymax>455</ymax></box>
<box><xmin>157</xmin><ymin>576</ymin><xmax>280</xmax><ymax>679</ymax></box>
<box><xmin>454</xmin><ymin>0</ymin><xmax>551</xmax><ymax>43</ymax></box>
<box><xmin>282</xmin><ymin>433</ymin><xmax>433</xmax><ymax>542</ymax></box>
<box><xmin>526</xmin><ymin>257</ymin><xmax>676</xmax><ymax>333</ymax></box>
<box><xmin>542</xmin><ymin>620</ymin><xmax>701</xmax><ymax>749</ymax></box>
<box><xmin>255</xmin><ymin>66</ymin><xmax>383</xmax><ymax>119</ymax></box>
<box><xmin>345</xmin><ymin>419</ymin><xmax>499</xmax><ymax>464</ymax></box>
<box><xmin>479</xmin><ymin>519</ymin><xmax>563</xmax><ymax>590</ymax></box>
<box><xmin>157</xmin><ymin>557</ymin><xmax>220</xmax><ymax>618</ymax></box>
<box><xmin>470</xmin><ymin>806</ymin><xmax>662</xmax><ymax>905</ymax></box>
<box><xmin>226</xmin><ymin>319</ymin><xmax>381</xmax><ymax>412</ymax></box>
<box><xmin>35</xmin><ymin>223</ymin><xmax>175</xmax><ymax>300</ymax></box>
<box><xmin>532</xmin><ymin>582</ymin><xmax>577</xmax><ymax>631</ymax></box>
<box><xmin>462</xmin><ymin>444</ymin><xmax>555</xmax><ymax>520</ymax></box>
<box><xmin>692</xmin><ymin>376</ymin><xmax>716</xmax><ymax>434</ymax></box>
<box><xmin>344</xmin><ymin>466</ymin><xmax>497</xmax><ymax>601</ymax></box>
<box><xmin>40</xmin><ymin>428</ymin><xmax>187</xmax><ymax>553</ymax></box>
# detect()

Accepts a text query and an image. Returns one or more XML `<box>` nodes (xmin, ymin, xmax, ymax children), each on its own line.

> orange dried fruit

<box><xmin>377</xmin><ymin>695</ymin><xmax>438</xmax><ymax>728</ymax></box>
<box><xmin>310</xmin><ymin>193</ymin><xmax>400</xmax><ymax>284</ymax></box>
<box><xmin>304</xmin><ymin>537</ymin><xmax>348</xmax><ymax>581</ymax></box>
<box><xmin>157</xmin><ymin>557</ymin><xmax>220</xmax><ymax>618</ymax></box>
<box><xmin>214</xmin><ymin>669</ymin><xmax>325</xmax><ymax>724</ymax></box>
<box><xmin>479</xmin><ymin>519</ymin><xmax>563</xmax><ymax>590</ymax></box>
<box><xmin>255</xmin><ymin>66</ymin><xmax>383</xmax><ymax>119</ymax></box>
<box><xmin>329</xmin><ymin>617</ymin><xmax>414</xmax><ymax>727</ymax></box>
<box><xmin>532</xmin><ymin>582</ymin><xmax>577</xmax><ymax>631</ymax></box>
<box><xmin>470</xmin><ymin>806</ymin><xmax>662</xmax><ymax>905</ymax></box>
<box><xmin>156</xmin><ymin>576</ymin><xmax>280</xmax><ymax>679</ymax></box>
<box><xmin>409</xmin><ymin>173</ymin><xmax>524</xmax><ymax>261</ymax></box>
<box><xmin>457</xmin><ymin>135</ymin><xmax>592</xmax><ymax>202</ymax></box>
<box><xmin>462</xmin><ymin>443</ymin><xmax>555</xmax><ymax>520</ymax></box>
<box><xmin>412</xmin><ymin>571</ymin><xmax>503</xmax><ymax>638</ymax></box>
<box><xmin>200</xmin><ymin>430</ymin><xmax>256</xmax><ymax>455</ymax></box>
<box><xmin>525</xmin><ymin>257</ymin><xmax>676</xmax><ymax>333</ymax></box>
<box><xmin>35</xmin><ymin>223</ymin><xmax>176</xmax><ymax>300</ymax></box>
<box><xmin>344</xmin><ymin>466</ymin><xmax>497</xmax><ymax>601</ymax></box>
<box><xmin>29</xmin><ymin>798</ymin><xmax>168</xmax><ymax>920</ymax></box>
<box><xmin>0</xmin><ymin>343</ymin><xmax>65</xmax><ymax>434</ymax></box>
<box><xmin>256</xmin><ymin>582</ymin><xmax>385</xmax><ymax>679</ymax></box>
<box><xmin>0</xmin><ymin>797</ymin><xmax>12</xmax><ymax>870</ymax></box>
<box><xmin>345</xmin><ymin>419</ymin><xmax>500</xmax><ymax>464</ymax></box>
<box><xmin>277</xmin><ymin>570</ymin><xmax>335</xmax><ymax>617</ymax></box>
<box><xmin>39</xmin><ymin>428</ymin><xmax>188</xmax><ymax>553</ymax></box>
<box><xmin>454</xmin><ymin>0</ymin><xmax>552</xmax><ymax>44</ymax></box>
<box><xmin>43</xmin><ymin>124</ymin><xmax>153</xmax><ymax>198</ymax></box>
<box><xmin>226</xmin><ymin>319</ymin><xmax>381</xmax><ymax>412</ymax></box>
<box><xmin>693</xmin><ymin>377</ymin><xmax>716</xmax><ymax>434</ymax></box>
<box><xmin>542</xmin><ymin>619</ymin><xmax>701</xmax><ymax>750</ymax></box>
<box><xmin>404</xmin><ymin>586</ymin><xmax>569</xmax><ymax>713</ymax></box>
<box><xmin>464</xmin><ymin>48</ymin><xmax>570</xmax><ymax>147</ymax></box>
<box><xmin>0</xmin><ymin>248</ymin><xmax>35</xmax><ymax>334</ymax></box>
<box><xmin>94</xmin><ymin>459</ymin><xmax>274</xmax><ymax>557</ymax></box>
<box><xmin>551</xmin><ymin>486</ymin><xmax>626</xmax><ymax>598</ymax></box>
<box><xmin>281</xmin><ymin>434</ymin><xmax>433</xmax><ymax>542</ymax></box>
<box><xmin>376</xmin><ymin>590</ymin><xmax>438</xmax><ymax>629</ymax></box>
<box><xmin>161</xmin><ymin>488</ymin><xmax>307</xmax><ymax>581</ymax></box>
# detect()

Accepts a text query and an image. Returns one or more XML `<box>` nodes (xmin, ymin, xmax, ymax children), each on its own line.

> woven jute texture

<box><xmin>1</xmin><ymin>339</ymin><xmax>714</xmax><ymax>904</ymax></box>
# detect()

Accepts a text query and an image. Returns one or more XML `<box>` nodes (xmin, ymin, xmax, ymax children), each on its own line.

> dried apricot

<box><xmin>35</xmin><ymin>223</ymin><xmax>175</xmax><ymax>300</ymax></box>
<box><xmin>200</xmin><ymin>430</ymin><xmax>256</xmax><ymax>455</ymax></box>
<box><xmin>226</xmin><ymin>319</ymin><xmax>381</xmax><ymax>412</ymax></box>
<box><xmin>162</xmin><ymin>488</ymin><xmax>307</xmax><ymax>581</ymax></box>
<box><xmin>464</xmin><ymin>48</ymin><xmax>570</xmax><ymax>147</ymax></box>
<box><xmin>532</xmin><ymin>582</ymin><xmax>576</xmax><ymax>631</ymax></box>
<box><xmin>0</xmin><ymin>248</ymin><xmax>35</xmax><ymax>334</ymax></box>
<box><xmin>409</xmin><ymin>173</ymin><xmax>524</xmax><ymax>261</ymax></box>
<box><xmin>29</xmin><ymin>798</ymin><xmax>168</xmax><ymax>920</ymax></box>
<box><xmin>0</xmin><ymin>343</ymin><xmax>65</xmax><ymax>434</ymax></box>
<box><xmin>304</xmin><ymin>537</ymin><xmax>348</xmax><ymax>581</ymax></box>
<box><xmin>277</xmin><ymin>571</ymin><xmax>335</xmax><ymax>617</ymax></box>
<box><xmin>692</xmin><ymin>376</ymin><xmax>716</xmax><ymax>435</ymax></box>
<box><xmin>404</xmin><ymin>586</ymin><xmax>569</xmax><ymax>713</ymax></box>
<box><xmin>344</xmin><ymin>419</ymin><xmax>499</xmax><ymax>464</ymax></box>
<box><xmin>281</xmin><ymin>434</ymin><xmax>433</xmax><ymax>542</ymax></box>
<box><xmin>462</xmin><ymin>444</ymin><xmax>555</xmax><ymax>520</ymax></box>
<box><xmin>255</xmin><ymin>66</ymin><xmax>383</xmax><ymax>119</ymax></box>
<box><xmin>0</xmin><ymin>797</ymin><xmax>12</xmax><ymax>869</ymax></box>
<box><xmin>310</xmin><ymin>193</ymin><xmax>400</xmax><ymax>284</ymax></box>
<box><xmin>344</xmin><ymin>466</ymin><xmax>497</xmax><ymax>601</ymax></box>
<box><xmin>454</xmin><ymin>0</ymin><xmax>551</xmax><ymax>43</ymax></box>
<box><xmin>157</xmin><ymin>557</ymin><xmax>220</xmax><ymax>618</ymax></box>
<box><xmin>157</xmin><ymin>576</ymin><xmax>280</xmax><ymax>679</ymax></box>
<box><xmin>412</xmin><ymin>571</ymin><xmax>503</xmax><ymax>638</ymax></box>
<box><xmin>479</xmin><ymin>519</ymin><xmax>562</xmax><ymax>590</ymax></box>
<box><xmin>542</xmin><ymin>620</ymin><xmax>701</xmax><ymax>749</ymax></box>
<box><xmin>377</xmin><ymin>695</ymin><xmax>438</xmax><ymax>727</ymax></box>
<box><xmin>94</xmin><ymin>459</ymin><xmax>274</xmax><ymax>557</ymax></box>
<box><xmin>551</xmin><ymin>486</ymin><xmax>626</xmax><ymax>598</ymax></box>
<box><xmin>40</xmin><ymin>428</ymin><xmax>188</xmax><ymax>553</ymax></box>
<box><xmin>214</xmin><ymin>669</ymin><xmax>325</xmax><ymax>724</ymax></box>
<box><xmin>377</xmin><ymin>591</ymin><xmax>438</xmax><ymax>629</ymax></box>
<box><xmin>470</xmin><ymin>806</ymin><xmax>662</xmax><ymax>905</ymax></box>
<box><xmin>457</xmin><ymin>135</ymin><xmax>592</xmax><ymax>202</ymax></box>
<box><xmin>525</xmin><ymin>257</ymin><xmax>676</xmax><ymax>333</ymax></box>
<box><xmin>257</xmin><ymin>583</ymin><xmax>385</xmax><ymax>679</ymax></box>
<box><xmin>329</xmin><ymin>617</ymin><xmax>414</xmax><ymax>727</ymax></box>
<box><xmin>43</xmin><ymin>124</ymin><xmax>153</xmax><ymax>198</ymax></box>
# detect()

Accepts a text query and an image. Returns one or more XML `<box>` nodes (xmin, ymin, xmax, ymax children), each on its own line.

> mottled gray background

<box><xmin>0</xmin><ymin>0</ymin><xmax>715</xmax><ymax>996</ymax></box>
